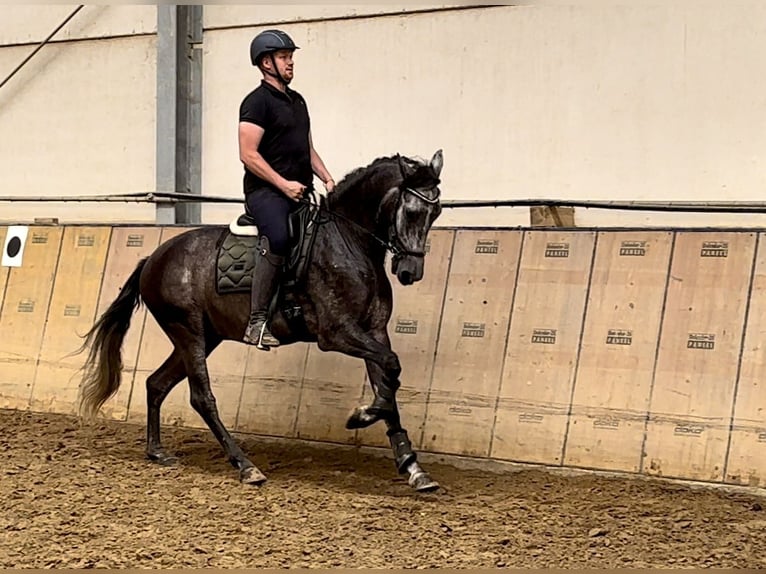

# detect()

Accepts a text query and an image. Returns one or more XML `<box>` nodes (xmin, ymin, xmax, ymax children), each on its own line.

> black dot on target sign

<box><xmin>2</xmin><ymin>226</ymin><xmax>30</xmax><ymax>268</ymax></box>
<box><xmin>6</xmin><ymin>236</ymin><xmax>21</xmax><ymax>258</ymax></box>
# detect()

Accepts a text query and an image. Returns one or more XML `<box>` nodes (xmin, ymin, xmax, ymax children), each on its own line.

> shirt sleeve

<box><xmin>239</xmin><ymin>91</ymin><xmax>268</xmax><ymax>127</ymax></box>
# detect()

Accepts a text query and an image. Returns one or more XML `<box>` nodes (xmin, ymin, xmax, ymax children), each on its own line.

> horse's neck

<box><xmin>304</xmin><ymin>217</ymin><xmax>385</xmax><ymax>288</ymax></box>
<box><xmin>329</xmin><ymin>170</ymin><xmax>398</xmax><ymax>233</ymax></box>
<box><xmin>331</xmin><ymin>203</ymin><xmax>382</xmax><ymax>236</ymax></box>
<box><xmin>322</xmin><ymin>193</ymin><xmax>392</xmax><ymax>265</ymax></box>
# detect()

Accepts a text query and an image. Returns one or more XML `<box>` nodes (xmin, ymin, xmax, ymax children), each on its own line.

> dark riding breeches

<box><xmin>244</xmin><ymin>186</ymin><xmax>297</xmax><ymax>257</ymax></box>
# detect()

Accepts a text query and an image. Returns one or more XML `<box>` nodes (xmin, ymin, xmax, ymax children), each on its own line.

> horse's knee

<box><xmin>384</xmin><ymin>353</ymin><xmax>401</xmax><ymax>379</ymax></box>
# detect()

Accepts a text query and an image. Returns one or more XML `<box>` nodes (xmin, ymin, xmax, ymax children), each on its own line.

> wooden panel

<box><xmin>563</xmin><ymin>232</ymin><xmax>672</xmax><ymax>472</ymax></box>
<box><xmin>30</xmin><ymin>227</ymin><xmax>112</xmax><ymax>414</ymax></box>
<box><xmin>725</xmin><ymin>232</ymin><xmax>766</xmax><ymax>487</ymax></box>
<box><xmin>0</xmin><ymin>226</ymin><xmax>10</xmax><ymax>401</ymax></box>
<box><xmin>89</xmin><ymin>227</ymin><xmax>163</xmax><ymax>420</ymax></box>
<box><xmin>357</xmin><ymin>230</ymin><xmax>455</xmax><ymax>449</ymax></box>
<box><xmin>421</xmin><ymin>230</ymin><xmax>522</xmax><ymax>457</ymax></box>
<box><xmin>491</xmin><ymin>231</ymin><xmax>596</xmax><ymax>465</ymax></box>
<box><xmin>725</xmin><ymin>429</ymin><xmax>766</xmax><ymax>487</ymax></box>
<box><xmin>644</xmin><ymin>232</ymin><xmax>755</xmax><ymax>482</ymax></box>
<box><xmin>127</xmin><ymin>227</ymin><xmax>204</xmax><ymax>426</ymax></box>
<box><xmin>0</xmin><ymin>226</ymin><xmax>63</xmax><ymax>409</ymax></box>
<box><xmin>236</xmin><ymin>342</ymin><xmax>311</xmax><ymax>438</ymax></box>
<box><xmin>294</xmin><ymin>347</ymin><xmax>366</xmax><ymax>445</ymax></box>
<box><xmin>0</xmin><ymin>226</ymin><xmax>9</xmax><ymax>315</ymax></box>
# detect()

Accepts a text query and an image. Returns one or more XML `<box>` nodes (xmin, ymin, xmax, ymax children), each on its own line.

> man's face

<box><xmin>269</xmin><ymin>49</ymin><xmax>294</xmax><ymax>81</ymax></box>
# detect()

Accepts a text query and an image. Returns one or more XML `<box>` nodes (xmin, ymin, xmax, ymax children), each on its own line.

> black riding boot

<box><xmin>243</xmin><ymin>235</ymin><xmax>284</xmax><ymax>350</ymax></box>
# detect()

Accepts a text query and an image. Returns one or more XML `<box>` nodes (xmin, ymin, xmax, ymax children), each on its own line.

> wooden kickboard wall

<box><xmin>1</xmin><ymin>224</ymin><xmax>766</xmax><ymax>489</ymax></box>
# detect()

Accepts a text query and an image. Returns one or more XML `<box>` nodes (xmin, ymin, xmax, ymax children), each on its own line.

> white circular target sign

<box><xmin>2</xmin><ymin>226</ymin><xmax>29</xmax><ymax>267</ymax></box>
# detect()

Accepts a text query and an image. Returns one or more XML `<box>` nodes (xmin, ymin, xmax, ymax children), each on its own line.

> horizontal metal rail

<box><xmin>3</xmin><ymin>191</ymin><xmax>766</xmax><ymax>213</ymax></box>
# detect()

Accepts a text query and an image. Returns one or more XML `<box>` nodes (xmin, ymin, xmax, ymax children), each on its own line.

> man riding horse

<box><xmin>76</xmin><ymin>28</ymin><xmax>445</xmax><ymax>492</ymax></box>
<box><xmin>238</xmin><ymin>29</ymin><xmax>335</xmax><ymax>349</ymax></box>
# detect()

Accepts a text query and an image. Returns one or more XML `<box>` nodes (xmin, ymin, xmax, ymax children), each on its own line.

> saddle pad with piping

<box><xmin>216</xmin><ymin>232</ymin><xmax>258</xmax><ymax>294</ymax></box>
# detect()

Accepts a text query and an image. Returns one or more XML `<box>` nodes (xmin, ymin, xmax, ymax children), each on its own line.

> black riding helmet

<box><xmin>250</xmin><ymin>29</ymin><xmax>299</xmax><ymax>86</ymax></box>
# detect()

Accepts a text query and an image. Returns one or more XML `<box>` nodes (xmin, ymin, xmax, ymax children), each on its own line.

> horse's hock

<box><xmin>0</xmin><ymin>223</ymin><xmax>764</xmax><ymax>489</ymax></box>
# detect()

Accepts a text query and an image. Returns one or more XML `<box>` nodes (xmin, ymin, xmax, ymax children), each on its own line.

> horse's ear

<box><xmin>397</xmin><ymin>154</ymin><xmax>409</xmax><ymax>177</ymax></box>
<box><xmin>430</xmin><ymin>149</ymin><xmax>443</xmax><ymax>177</ymax></box>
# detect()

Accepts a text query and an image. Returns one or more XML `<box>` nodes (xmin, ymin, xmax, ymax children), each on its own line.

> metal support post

<box><xmin>155</xmin><ymin>5</ymin><xmax>203</xmax><ymax>225</ymax></box>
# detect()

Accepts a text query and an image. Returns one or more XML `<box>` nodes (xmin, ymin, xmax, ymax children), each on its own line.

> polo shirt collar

<box><xmin>261</xmin><ymin>79</ymin><xmax>294</xmax><ymax>102</ymax></box>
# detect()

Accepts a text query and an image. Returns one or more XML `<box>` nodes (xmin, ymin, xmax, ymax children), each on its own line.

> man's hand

<box><xmin>324</xmin><ymin>178</ymin><xmax>335</xmax><ymax>193</ymax></box>
<box><xmin>281</xmin><ymin>180</ymin><xmax>306</xmax><ymax>202</ymax></box>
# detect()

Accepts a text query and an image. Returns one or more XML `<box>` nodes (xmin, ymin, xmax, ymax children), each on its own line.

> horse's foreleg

<box><xmin>359</xmin><ymin>356</ymin><xmax>439</xmax><ymax>492</ymax></box>
<box><xmin>383</xmin><ymin>403</ymin><xmax>439</xmax><ymax>493</ymax></box>
<box><xmin>345</xmin><ymin>353</ymin><xmax>400</xmax><ymax>429</ymax></box>
<box><xmin>317</xmin><ymin>325</ymin><xmax>401</xmax><ymax>426</ymax></box>
<box><xmin>318</xmin><ymin>323</ymin><xmax>439</xmax><ymax>492</ymax></box>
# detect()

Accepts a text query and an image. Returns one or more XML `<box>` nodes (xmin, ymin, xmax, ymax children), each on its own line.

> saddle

<box><xmin>215</xmin><ymin>199</ymin><xmax>322</xmax><ymax>315</ymax></box>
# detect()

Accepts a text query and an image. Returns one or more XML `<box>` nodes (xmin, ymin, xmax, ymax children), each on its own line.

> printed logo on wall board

<box><xmin>619</xmin><ymin>241</ymin><xmax>647</xmax><ymax>256</ymax></box>
<box><xmin>518</xmin><ymin>412</ymin><xmax>544</xmax><ymax>424</ymax></box>
<box><xmin>395</xmin><ymin>319</ymin><xmax>418</xmax><ymax>335</ymax></box>
<box><xmin>545</xmin><ymin>242</ymin><xmax>570</xmax><ymax>258</ymax></box>
<box><xmin>674</xmin><ymin>424</ymin><xmax>704</xmax><ymax>437</ymax></box>
<box><xmin>531</xmin><ymin>328</ymin><xmax>557</xmax><ymax>344</ymax></box>
<box><xmin>687</xmin><ymin>332</ymin><xmax>715</xmax><ymax>350</ymax></box>
<box><xmin>700</xmin><ymin>241</ymin><xmax>728</xmax><ymax>258</ymax></box>
<box><xmin>606</xmin><ymin>329</ymin><xmax>633</xmax><ymax>346</ymax></box>
<box><xmin>593</xmin><ymin>417</ymin><xmax>620</xmax><ymax>430</ymax></box>
<box><xmin>77</xmin><ymin>234</ymin><xmax>95</xmax><ymax>247</ymax></box>
<box><xmin>474</xmin><ymin>240</ymin><xmax>498</xmax><ymax>254</ymax></box>
<box><xmin>126</xmin><ymin>234</ymin><xmax>145</xmax><ymax>247</ymax></box>
<box><xmin>448</xmin><ymin>405</ymin><xmax>472</xmax><ymax>416</ymax></box>
<box><xmin>2</xmin><ymin>225</ymin><xmax>29</xmax><ymax>267</ymax></box>
<box><xmin>461</xmin><ymin>322</ymin><xmax>486</xmax><ymax>338</ymax></box>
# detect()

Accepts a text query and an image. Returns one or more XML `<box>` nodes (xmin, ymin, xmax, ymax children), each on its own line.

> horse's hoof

<box><xmin>147</xmin><ymin>451</ymin><xmax>178</xmax><ymax>466</ymax></box>
<box><xmin>410</xmin><ymin>472</ymin><xmax>439</xmax><ymax>493</ymax></box>
<box><xmin>345</xmin><ymin>406</ymin><xmax>380</xmax><ymax>429</ymax></box>
<box><xmin>240</xmin><ymin>466</ymin><xmax>267</xmax><ymax>486</ymax></box>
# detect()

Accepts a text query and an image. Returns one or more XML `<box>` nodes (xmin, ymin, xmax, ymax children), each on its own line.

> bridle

<box><xmin>299</xmin><ymin>177</ymin><xmax>441</xmax><ymax>260</ymax></box>
<box><xmin>387</xmin><ymin>184</ymin><xmax>441</xmax><ymax>260</ymax></box>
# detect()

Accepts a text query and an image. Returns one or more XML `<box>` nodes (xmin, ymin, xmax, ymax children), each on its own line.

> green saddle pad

<box><xmin>216</xmin><ymin>232</ymin><xmax>259</xmax><ymax>294</ymax></box>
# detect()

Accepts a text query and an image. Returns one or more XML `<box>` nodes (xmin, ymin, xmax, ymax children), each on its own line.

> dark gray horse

<box><xmin>77</xmin><ymin>150</ymin><xmax>444</xmax><ymax>492</ymax></box>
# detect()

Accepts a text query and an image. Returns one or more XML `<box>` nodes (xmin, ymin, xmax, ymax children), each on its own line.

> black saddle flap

<box><xmin>237</xmin><ymin>213</ymin><xmax>257</xmax><ymax>226</ymax></box>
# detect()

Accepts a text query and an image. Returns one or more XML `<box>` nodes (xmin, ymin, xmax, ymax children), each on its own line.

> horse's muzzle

<box><xmin>393</xmin><ymin>255</ymin><xmax>424</xmax><ymax>285</ymax></box>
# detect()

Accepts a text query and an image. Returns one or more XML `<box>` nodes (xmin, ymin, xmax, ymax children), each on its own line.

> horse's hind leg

<box><xmin>145</xmin><ymin>350</ymin><xmax>188</xmax><ymax>464</ymax></box>
<box><xmin>176</xmin><ymin>335</ymin><xmax>266</xmax><ymax>485</ymax></box>
<box><xmin>146</xmin><ymin>336</ymin><xmax>221</xmax><ymax>463</ymax></box>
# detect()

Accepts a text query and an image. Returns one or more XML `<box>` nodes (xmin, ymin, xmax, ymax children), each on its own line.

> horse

<box><xmin>76</xmin><ymin>149</ymin><xmax>445</xmax><ymax>492</ymax></box>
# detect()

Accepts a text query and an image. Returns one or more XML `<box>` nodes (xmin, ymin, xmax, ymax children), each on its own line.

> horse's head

<box><xmin>387</xmin><ymin>149</ymin><xmax>444</xmax><ymax>285</ymax></box>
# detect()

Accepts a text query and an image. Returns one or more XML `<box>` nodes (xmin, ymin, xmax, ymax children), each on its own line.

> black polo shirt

<box><xmin>239</xmin><ymin>80</ymin><xmax>313</xmax><ymax>194</ymax></box>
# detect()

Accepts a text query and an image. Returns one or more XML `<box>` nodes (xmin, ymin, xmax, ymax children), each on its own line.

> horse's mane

<box><xmin>325</xmin><ymin>154</ymin><xmax>424</xmax><ymax>209</ymax></box>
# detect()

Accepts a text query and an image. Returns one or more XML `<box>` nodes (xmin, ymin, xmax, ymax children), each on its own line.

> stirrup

<box><xmin>244</xmin><ymin>319</ymin><xmax>280</xmax><ymax>350</ymax></box>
